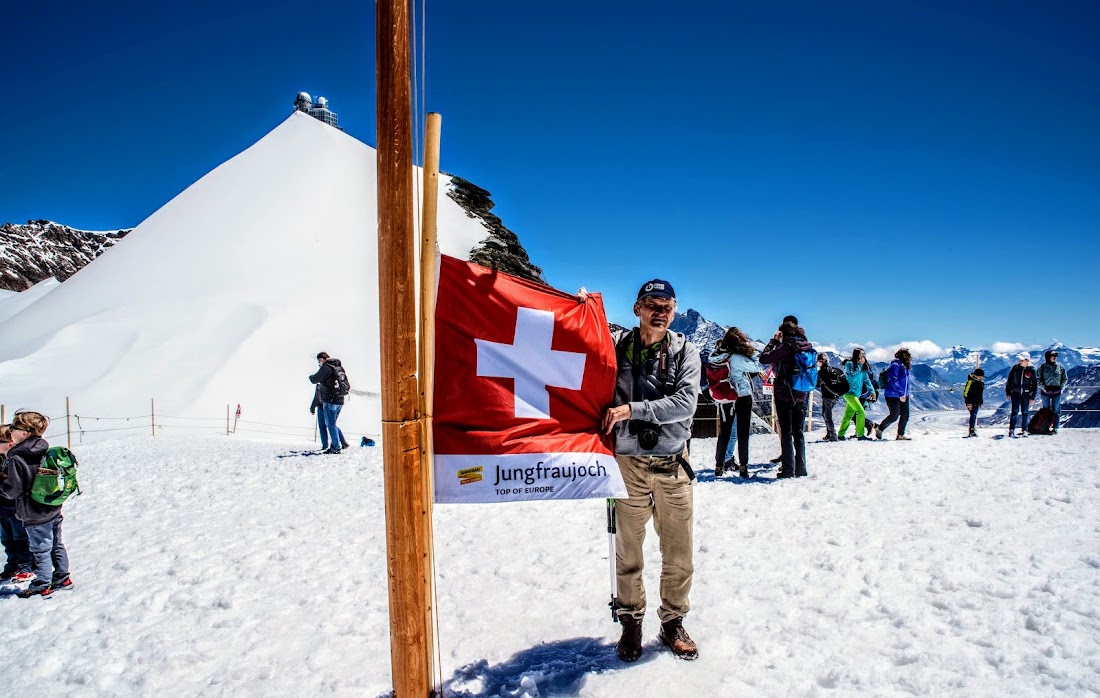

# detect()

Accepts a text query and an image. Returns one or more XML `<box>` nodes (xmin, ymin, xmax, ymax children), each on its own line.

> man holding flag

<box><xmin>600</xmin><ymin>279</ymin><xmax>701</xmax><ymax>662</ymax></box>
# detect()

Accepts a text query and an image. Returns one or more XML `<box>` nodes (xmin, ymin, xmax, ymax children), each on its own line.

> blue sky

<box><xmin>3</xmin><ymin>1</ymin><xmax>1098</xmax><ymax>350</ymax></box>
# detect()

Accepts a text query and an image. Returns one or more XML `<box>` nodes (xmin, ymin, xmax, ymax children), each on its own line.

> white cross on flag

<box><xmin>433</xmin><ymin>255</ymin><xmax>626</xmax><ymax>504</ymax></box>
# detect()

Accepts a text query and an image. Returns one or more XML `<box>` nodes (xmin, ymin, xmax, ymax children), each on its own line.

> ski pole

<box><xmin>606</xmin><ymin>498</ymin><xmax>619</xmax><ymax>623</ymax></box>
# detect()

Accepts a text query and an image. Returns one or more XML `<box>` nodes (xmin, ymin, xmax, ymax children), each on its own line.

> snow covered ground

<box><xmin>2</xmin><ymin>411</ymin><xmax>1097</xmax><ymax>696</ymax></box>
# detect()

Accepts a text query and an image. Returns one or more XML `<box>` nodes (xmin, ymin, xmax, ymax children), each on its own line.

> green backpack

<box><xmin>30</xmin><ymin>447</ymin><xmax>81</xmax><ymax>507</ymax></box>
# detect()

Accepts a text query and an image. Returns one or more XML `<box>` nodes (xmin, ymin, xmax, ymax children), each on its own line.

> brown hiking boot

<box><xmin>616</xmin><ymin>615</ymin><xmax>644</xmax><ymax>662</ymax></box>
<box><xmin>658</xmin><ymin>617</ymin><xmax>698</xmax><ymax>660</ymax></box>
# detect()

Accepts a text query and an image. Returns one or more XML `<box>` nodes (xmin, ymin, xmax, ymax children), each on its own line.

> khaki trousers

<box><xmin>615</xmin><ymin>452</ymin><xmax>694</xmax><ymax>623</ymax></box>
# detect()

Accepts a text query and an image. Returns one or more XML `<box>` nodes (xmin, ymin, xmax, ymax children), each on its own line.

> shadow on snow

<box><xmin>376</xmin><ymin>636</ymin><xmax>659</xmax><ymax>697</ymax></box>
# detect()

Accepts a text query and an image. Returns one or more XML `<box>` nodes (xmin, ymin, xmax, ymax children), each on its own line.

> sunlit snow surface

<box><xmin>1</xmin><ymin>413</ymin><xmax>1097</xmax><ymax>696</ymax></box>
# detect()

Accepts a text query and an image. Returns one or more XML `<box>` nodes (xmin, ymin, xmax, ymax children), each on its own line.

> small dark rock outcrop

<box><xmin>446</xmin><ymin>176</ymin><xmax>545</xmax><ymax>285</ymax></box>
<box><xmin>0</xmin><ymin>220</ymin><xmax>130</xmax><ymax>291</ymax></box>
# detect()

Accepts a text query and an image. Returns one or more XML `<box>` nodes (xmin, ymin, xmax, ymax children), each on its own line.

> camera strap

<box><xmin>625</xmin><ymin>328</ymin><xmax>677</xmax><ymax>400</ymax></box>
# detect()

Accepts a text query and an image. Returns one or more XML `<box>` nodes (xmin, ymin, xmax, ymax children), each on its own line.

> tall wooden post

<box><xmin>378</xmin><ymin>0</ymin><xmax>434</xmax><ymax>694</ymax></box>
<box><xmin>418</xmin><ymin>111</ymin><xmax>442</xmax><ymax>686</ymax></box>
<box><xmin>151</xmin><ymin>398</ymin><xmax>156</xmax><ymax>437</ymax></box>
<box><xmin>66</xmin><ymin>397</ymin><xmax>72</xmax><ymax>450</ymax></box>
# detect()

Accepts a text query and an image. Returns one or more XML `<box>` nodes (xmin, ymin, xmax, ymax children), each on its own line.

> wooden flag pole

<box><xmin>377</xmin><ymin>0</ymin><xmax>434</xmax><ymax>694</ymax></box>
<box><xmin>418</xmin><ymin>110</ymin><xmax>442</xmax><ymax>687</ymax></box>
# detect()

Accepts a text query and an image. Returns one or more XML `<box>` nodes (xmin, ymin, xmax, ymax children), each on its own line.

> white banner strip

<box><xmin>434</xmin><ymin>452</ymin><xmax>627</xmax><ymax>504</ymax></box>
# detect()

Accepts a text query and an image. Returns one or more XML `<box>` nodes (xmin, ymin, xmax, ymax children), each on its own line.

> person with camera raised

<box><xmin>600</xmin><ymin>278</ymin><xmax>701</xmax><ymax>663</ymax></box>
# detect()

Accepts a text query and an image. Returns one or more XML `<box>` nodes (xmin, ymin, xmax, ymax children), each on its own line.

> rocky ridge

<box><xmin>0</xmin><ymin>220</ymin><xmax>130</xmax><ymax>291</ymax></box>
<box><xmin>446</xmin><ymin>176</ymin><xmax>545</xmax><ymax>285</ymax></box>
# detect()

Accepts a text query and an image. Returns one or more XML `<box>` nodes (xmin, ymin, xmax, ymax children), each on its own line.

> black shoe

<box><xmin>822</xmin><ymin>435</ymin><xmax>838</xmax><ymax>442</ymax></box>
<box><xmin>714</xmin><ymin>463</ymin><xmax>724</xmax><ymax>478</ymax></box>
<box><xmin>323</xmin><ymin>447</ymin><xmax>342</xmax><ymax>454</ymax></box>
<box><xmin>658</xmin><ymin>618</ymin><xmax>698</xmax><ymax>660</ymax></box>
<box><xmin>17</xmin><ymin>583</ymin><xmax>53</xmax><ymax>599</ymax></box>
<box><xmin>340</xmin><ymin>441</ymin><xmax>351</xmax><ymax>449</ymax></box>
<box><xmin>616</xmin><ymin>616</ymin><xmax>644</xmax><ymax>662</ymax></box>
<box><xmin>777</xmin><ymin>471</ymin><xmax>794</xmax><ymax>479</ymax></box>
<box><xmin>739</xmin><ymin>464</ymin><xmax>749</xmax><ymax>478</ymax></box>
<box><xmin>837</xmin><ymin>436</ymin><xmax>847</xmax><ymax>441</ymax></box>
<box><xmin>769</xmin><ymin>455</ymin><xmax>783</xmax><ymax>464</ymax></box>
<box><xmin>795</xmin><ymin>470</ymin><xmax>808</xmax><ymax>477</ymax></box>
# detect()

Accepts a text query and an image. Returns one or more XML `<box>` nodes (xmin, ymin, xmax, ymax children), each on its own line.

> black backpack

<box><xmin>332</xmin><ymin>364</ymin><xmax>351</xmax><ymax>397</ymax></box>
<box><xmin>878</xmin><ymin>368</ymin><xmax>890</xmax><ymax>391</ymax></box>
<box><xmin>1028</xmin><ymin>408</ymin><xmax>1056</xmax><ymax>435</ymax></box>
<box><xmin>819</xmin><ymin>366</ymin><xmax>850</xmax><ymax>398</ymax></box>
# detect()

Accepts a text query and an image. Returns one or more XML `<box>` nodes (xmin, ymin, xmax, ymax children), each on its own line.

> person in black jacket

<box><xmin>0</xmin><ymin>424</ymin><xmax>34</xmax><ymax>583</ymax></box>
<box><xmin>1005</xmin><ymin>353</ymin><xmax>1038</xmax><ymax>438</ymax></box>
<box><xmin>815</xmin><ymin>354</ymin><xmax>844</xmax><ymax>442</ymax></box>
<box><xmin>0</xmin><ymin>411</ymin><xmax>73</xmax><ymax>598</ymax></box>
<box><xmin>759</xmin><ymin>319</ymin><xmax>814</xmax><ymax>478</ymax></box>
<box><xmin>963</xmin><ymin>368</ymin><xmax>985</xmax><ymax>437</ymax></box>
<box><xmin>309</xmin><ymin>352</ymin><xmax>348</xmax><ymax>454</ymax></box>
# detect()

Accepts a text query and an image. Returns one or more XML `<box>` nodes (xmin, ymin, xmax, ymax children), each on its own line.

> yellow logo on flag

<box><xmin>457</xmin><ymin>466</ymin><xmax>483</xmax><ymax>485</ymax></box>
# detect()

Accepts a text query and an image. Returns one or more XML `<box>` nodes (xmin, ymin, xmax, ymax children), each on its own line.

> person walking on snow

<box><xmin>1006</xmin><ymin>353</ymin><xmax>1038</xmax><ymax>438</ymax></box>
<box><xmin>815</xmin><ymin>354</ymin><xmax>846</xmax><ymax>442</ymax></box>
<box><xmin>709</xmin><ymin>327</ymin><xmax>762</xmax><ymax>478</ymax></box>
<box><xmin>875</xmin><ymin>348</ymin><xmax>913</xmax><ymax>440</ymax></box>
<box><xmin>309</xmin><ymin>352</ymin><xmax>348</xmax><ymax>454</ymax></box>
<box><xmin>759</xmin><ymin>319</ymin><xmax>815</xmax><ymax>478</ymax></box>
<box><xmin>838</xmin><ymin>348</ymin><xmax>875</xmax><ymax>441</ymax></box>
<box><xmin>598</xmin><ymin>279</ymin><xmax>701</xmax><ymax>663</ymax></box>
<box><xmin>1037</xmin><ymin>349</ymin><xmax>1067</xmax><ymax>433</ymax></box>
<box><xmin>964</xmin><ymin>368</ymin><xmax>985</xmax><ymax>437</ymax></box>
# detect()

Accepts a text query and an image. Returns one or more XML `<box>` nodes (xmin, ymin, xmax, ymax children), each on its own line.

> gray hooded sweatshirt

<box><xmin>610</xmin><ymin>328</ymin><xmax>701</xmax><ymax>456</ymax></box>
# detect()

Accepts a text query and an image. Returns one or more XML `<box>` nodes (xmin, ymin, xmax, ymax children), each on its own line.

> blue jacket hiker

<box><xmin>838</xmin><ymin>348</ymin><xmax>875</xmax><ymax>440</ymax></box>
<box><xmin>0</xmin><ymin>411</ymin><xmax>73</xmax><ymax>598</ymax></box>
<box><xmin>875</xmin><ymin>349</ymin><xmax>913</xmax><ymax>441</ymax></box>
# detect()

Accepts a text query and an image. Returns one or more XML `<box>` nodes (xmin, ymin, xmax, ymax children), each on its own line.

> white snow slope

<box><xmin>0</xmin><ymin>277</ymin><xmax>60</xmax><ymax>325</ymax></box>
<box><xmin>0</xmin><ymin>112</ymin><xmax>491</xmax><ymax>438</ymax></box>
<box><xmin>1</xmin><ymin>416</ymin><xmax>1097</xmax><ymax>696</ymax></box>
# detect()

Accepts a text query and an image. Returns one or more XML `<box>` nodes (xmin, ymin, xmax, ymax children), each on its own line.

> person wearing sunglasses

<box><xmin>599</xmin><ymin>278</ymin><xmax>702</xmax><ymax>663</ymax></box>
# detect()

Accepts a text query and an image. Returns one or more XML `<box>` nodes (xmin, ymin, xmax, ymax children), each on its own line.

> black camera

<box><xmin>628</xmin><ymin>420</ymin><xmax>661</xmax><ymax>450</ymax></box>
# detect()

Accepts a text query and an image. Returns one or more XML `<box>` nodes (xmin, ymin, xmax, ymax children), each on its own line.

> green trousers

<box><xmin>839</xmin><ymin>393</ymin><xmax>866</xmax><ymax>437</ymax></box>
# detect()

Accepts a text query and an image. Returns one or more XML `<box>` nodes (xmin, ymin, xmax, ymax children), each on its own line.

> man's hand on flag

<box><xmin>602</xmin><ymin>404</ymin><xmax>631</xmax><ymax>434</ymax></box>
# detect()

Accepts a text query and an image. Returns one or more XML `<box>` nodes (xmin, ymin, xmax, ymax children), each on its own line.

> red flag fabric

<box><xmin>235</xmin><ymin>404</ymin><xmax>241</xmax><ymax>419</ymax></box>
<box><xmin>433</xmin><ymin>255</ymin><xmax>626</xmax><ymax>504</ymax></box>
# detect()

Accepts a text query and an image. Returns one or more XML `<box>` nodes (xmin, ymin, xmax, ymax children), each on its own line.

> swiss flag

<box><xmin>433</xmin><ymin>255</ymin><xmax>626</xmax><ymax>504</ymax></box>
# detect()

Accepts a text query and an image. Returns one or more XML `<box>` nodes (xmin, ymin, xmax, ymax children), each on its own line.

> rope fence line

<box><xmin>1</xmin><ymin>398</ymin><xmax>344</xmax><ymax>449</ymax></box>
